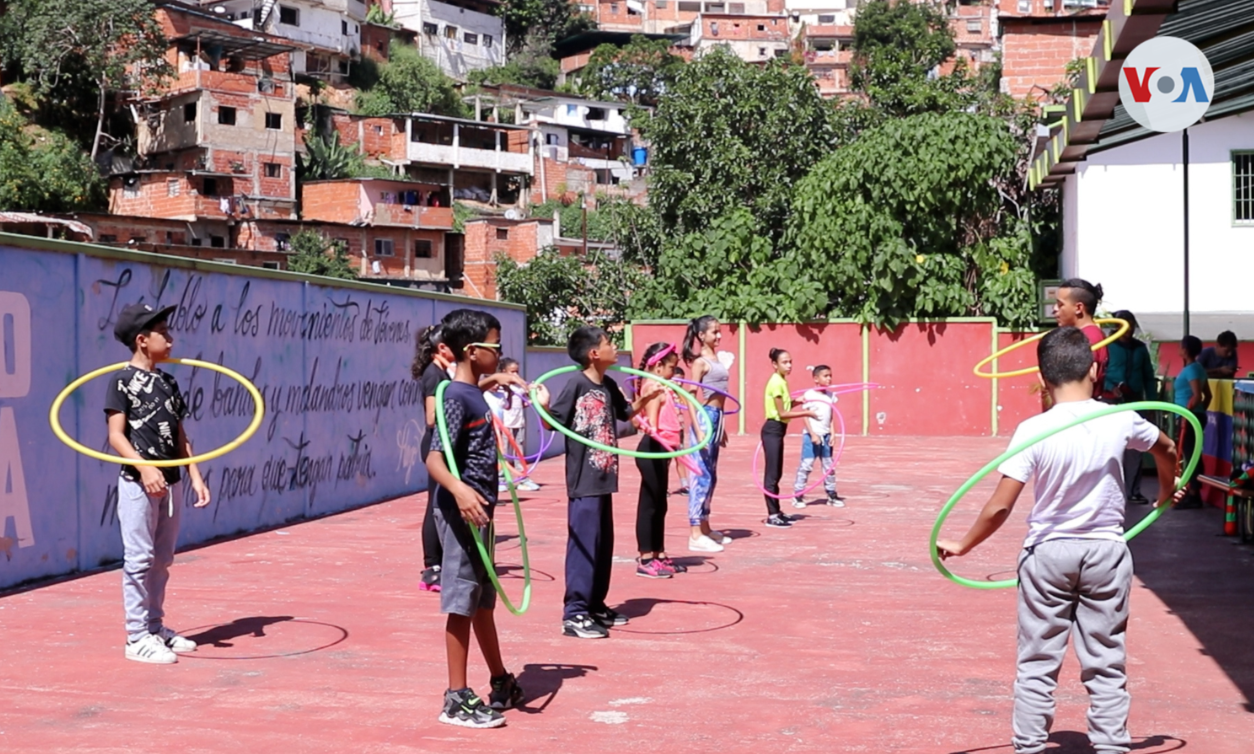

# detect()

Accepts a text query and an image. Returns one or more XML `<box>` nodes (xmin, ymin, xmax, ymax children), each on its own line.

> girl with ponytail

<box><xmin>683</xmin><ymin>316</ymin><xmax>732</xmax><ymax>553</ymax></box>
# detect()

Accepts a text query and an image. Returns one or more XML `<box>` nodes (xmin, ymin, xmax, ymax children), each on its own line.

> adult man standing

<box><xmin>1105</xmin><ymin>310</ymin><xmax>1157</xmax><ymax>504</ymax></box>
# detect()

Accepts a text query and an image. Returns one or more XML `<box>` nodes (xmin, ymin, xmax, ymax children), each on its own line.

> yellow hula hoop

<box><xmin>973</xmin><ymin>318</ymin><xmax>1130</xmax><ymax>379</ymax></box>
<box><xmin>49</xmin><ymin>358</ymin><xmax>265</xmax><ymax>466</ymax></box>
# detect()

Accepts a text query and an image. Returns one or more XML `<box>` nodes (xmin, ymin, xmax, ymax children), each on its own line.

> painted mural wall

<box><xmin>0</xmin><ymin>236</ymin><xmax>527</xmax><ymax>589</ymax></box>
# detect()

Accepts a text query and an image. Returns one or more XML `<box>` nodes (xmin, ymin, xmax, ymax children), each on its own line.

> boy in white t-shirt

<box><xmin>792</xmin><ymin>365</ymin><xmax>844</xmax><ymax>508</ymax></box>
<box><xmin>937</xmin><ymin>327</ymin><xmax>1181</xmax><ymax>754</ymax></box>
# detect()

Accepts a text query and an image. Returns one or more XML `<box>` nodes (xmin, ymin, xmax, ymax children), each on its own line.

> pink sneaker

<box><xmin>635</xmin><ymin>558</ymin><xmax>674</xmax><ymax>579</ymax></box>
<box><xmin>419</xmin><ymin>566</ymin><xmax>442</xmax><ymax>592</ymax></box>
<box><xmin>660</xmin><ymin>557</ymin><xmax>687</xmax><ymax>573</ymax></box>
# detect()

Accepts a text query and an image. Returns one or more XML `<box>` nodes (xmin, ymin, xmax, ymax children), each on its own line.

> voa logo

<box><xmin>1118</xmin><ymin>36</ymin><xmax>1213</xmax><ymax>133</ymax></box>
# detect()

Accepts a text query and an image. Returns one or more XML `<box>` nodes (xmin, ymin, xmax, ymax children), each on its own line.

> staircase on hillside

<box><xmin>254</xmin><ymin>0</ymin><xmax>279</xmax><ymax>27</ymax></box>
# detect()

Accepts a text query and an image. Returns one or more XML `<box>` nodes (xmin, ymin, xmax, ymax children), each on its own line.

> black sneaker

<box><xmin>1128</xmin><ymin>492</ymin><xmax>1149</xmax><ymax>505</ymax></box>
<box><xmin>779</xmin><ymin>512</ymin><xmax>799</xmax><ymax>522</ymax></box>
<box><xmin>488</xmin><ymin>672</ymin><xmax>524</xmax><ymax>711</ymax></box>
<box><xmin>439</xmin><ymin>688</ymin><xmax>505</xmax><ymax>729</ymax></box>
<box><xmin>591</xmin><ymin>607</ymin><xmax>629</xmax><ymax>627</ymax></box>
<box><xmin>562</xmin><ymin>614</ymin><xmax>609</xmax><ymax>639</ymax></box>
<box><xmin>766</xmin><ymin>514</ymin><xmax>792</xmax><ymax>528</ymax></box>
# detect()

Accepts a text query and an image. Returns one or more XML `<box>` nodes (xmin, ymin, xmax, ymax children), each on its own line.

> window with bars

<box><xmin>1236</xmin><ymin>152</ymin><xmax>1254</xmax><ymax>225</ymax></box>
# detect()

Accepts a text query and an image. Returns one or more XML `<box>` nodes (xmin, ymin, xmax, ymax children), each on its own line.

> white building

<box><xmin>197</xmin><ymin>0</ymin><xmax>366</xmax><ymax>78</ymax></box>
<box><xmin>391</xmin><ymin>0</ymin><xmax>505</xmax><ymax>80</ymax></box>
<box><xmin>1030</xmin><ymin>0</ymin><xmax>1254</xmax><ymax>339</ymax></box>
<box><xmin>1055</xmin><ymin>113</ymin><xmax>1254</xmax><ymax>338</ymax></box>
<box><xmin>522</xmin><ymin>95</ymin><xmax>638</xmax><ymax>188</ymax></box>
<box><xmin>784</xmin><ymin>0</ymin><xmax>857</xmax><ymax>27</ymax></box>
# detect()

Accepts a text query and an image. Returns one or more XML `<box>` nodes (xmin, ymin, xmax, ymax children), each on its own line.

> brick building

<box><xmin>998</xmin><ymin>0</ymin><xmax>1107</xmax><ymax>100</ymax></box>
<box><xmin>302</xmin><ymin>178</ymin><xmax>459</xmax><ymax>282</ymax></box>
<box><xmin>111</xmin><ymin>3</ymin><xmax>301</xmax><ymax>249</ymax></box>
<box><xmin>193</xmin><ymin>0</ymin><xmax>368</xmax><ymax>81</ymax></box>
<box><xmin>683</xmin><ymin>13</ymin><xmax>792</xmax><ymax>61</ymax></box>
<box><xmin>460</xmin><ymin>217</ymin><xmax>557</xmax><ymax>299</ymax></box>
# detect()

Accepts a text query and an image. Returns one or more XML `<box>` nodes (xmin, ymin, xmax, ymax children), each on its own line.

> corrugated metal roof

<box><xmin>1089</xmin><ymin>0</ymin><xmax>1254</xmax><ymax>153</ymax></box>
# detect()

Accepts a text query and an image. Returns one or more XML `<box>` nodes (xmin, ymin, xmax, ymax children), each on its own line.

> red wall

<box><xmin>996</xmin><ymin>331</ymin><xmax>1049</xmax><ymax>431</ymax></box>
<box><xmin>867</xmin><ymin>322</ymin><xmax>994</xmax><ymax>436</ymax></box>
<box><xmin>744</xmin><ymin>323</ymin><xmax>863</xmax><ymax>438</ymax></box>
<box><xmin>1154</xmin><ymin>341</ymin><xmax>1254</xmax><ymax>382</ymax></box>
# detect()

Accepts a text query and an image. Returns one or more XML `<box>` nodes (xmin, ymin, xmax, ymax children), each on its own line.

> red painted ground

<box><xmin>3</xmin><ymin>436</ymin><xmax>1253</xmax><ymax>753</ymax></box>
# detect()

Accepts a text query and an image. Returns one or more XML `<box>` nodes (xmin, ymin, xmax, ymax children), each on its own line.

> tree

<box><xmin>354</xmin><ymin>41</ymin><xmax>466</xmax><ymax>117</ymax></box>
<box><xmin>467</xmin><ymin>34</ymin><xmax>562</xmax><ymax>91</ymax></box>
<box><xmin>641</xmin><ymin>47</ymin><xmax>836</xmax><ymax>242</ymax></box>
<box><xmin>788</xmin><ymin>111</ymin><xmax>1049</xmax><ymax>329</ymax></box>
<box><xmin>575</xmin><ymin>36</ymin><xmax>685</xmax><ymax>107</ymax></box>
<box><xmin>496</xmin><ymin>0</ymin><xmax>593</xmax><ymax>54</ymax></box>
<box><xmin>495</xmin><ymin>248</ymin><xmax>644</xmax><ymax>346</ymax></box>
<box><xmin>627</xmin><ymin>209</ymin><xmax>828</xmax><ymax>324</ymax></box>
<box><xmin>0</xmin><ymin>0</ymin><xmax>171</xmax><ymax>159</ymax></box>
<box><xmin>0</xmin><ymin>96</ymin><xmax>104</xmax><ymax>212</ymax></box>
<box><xmin>286</xmin><ymin>230</ymin><xmax>358</xmax><ymax>280</ymax></box>
<box><xmin>297</xmin><ymin>130</ymin><xmax>357</xmax><ymax>181</ymax></box>
<box><xmin>847</xmin><ymin>0</ymin><xmax>972</xmax><ymax>118</ymax></box>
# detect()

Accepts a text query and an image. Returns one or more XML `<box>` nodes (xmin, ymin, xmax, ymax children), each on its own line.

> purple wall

<box><xmin>0</xmin><ymin>235</ymin><xmax>526</xmax><ymax>589</ymax></box>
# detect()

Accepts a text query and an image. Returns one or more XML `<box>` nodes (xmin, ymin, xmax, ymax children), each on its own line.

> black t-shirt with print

<box><xmin>429</xmin><ymin>380</ymin><xmax>499</xmax><ymax>516</ymax></box>
<box><xmin>103</xmin><ymin>365</ymin><xmax>189</xmax><ymax>484</ymax></box>
<box><xmin>548</xmin><ymin>372</ymin><xmax>631</xmax><ymax>498</ymax></box>
<box><xmin>419</xmin><ymin>361</ymin><xmax>452</xmax><ymax>463</ymax></box>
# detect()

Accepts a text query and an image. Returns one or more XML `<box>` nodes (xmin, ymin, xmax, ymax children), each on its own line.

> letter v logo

<box><xmin>1122</xmin><ymin>67</ymin><xmax>1159</xmax><ymax>102</ymax></box>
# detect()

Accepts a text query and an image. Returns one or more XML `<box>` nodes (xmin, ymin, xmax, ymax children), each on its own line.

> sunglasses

<box><xmin>469</xmin><ymin>342</ymin><xmax>501</xmax><ymax>350</ymax></box>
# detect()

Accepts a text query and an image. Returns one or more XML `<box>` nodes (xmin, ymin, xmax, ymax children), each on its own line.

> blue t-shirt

<box><xmin>429</xmin><ymin>380</ymin><xmax>499</xmax><ymax>511</ymax></box>
<box><xmin>1174</xmin><ymin>362</ymin><xmax>1208</xmax><ymax>409</ymax></box>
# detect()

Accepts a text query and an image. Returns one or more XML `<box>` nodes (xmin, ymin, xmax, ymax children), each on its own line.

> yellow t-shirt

<box><xmin>764</xmin><ymin>373</ymin><xmax>791</xmax><ymax>422</ymax></box>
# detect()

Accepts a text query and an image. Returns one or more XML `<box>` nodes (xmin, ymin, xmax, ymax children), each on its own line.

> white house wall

<box><xmin>270</xmin><ymin>1</ymin><xmax>363</xmax><ymax>56</ymax></box>
<box><xmin>393</xmin><ymin>0</ymin><xmax>504</xmax><ymax>79</ymax></box>
<box><xmin>1065</xmin><ymin>113</ymin><xmax>1254</xmax><ymax>326</ymax></box>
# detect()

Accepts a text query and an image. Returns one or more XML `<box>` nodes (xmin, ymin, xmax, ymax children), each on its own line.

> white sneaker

<box><xmin>153</xmin><ymin>626</ymin><xmax>197</xmax><ymax>653</ymax></box>
<box><xmin>708</xmin><ymin>530</ymin><xmax>731</xmax><ymax>545</ymax></box>
<box><xmin>518</xmin><ymin>479</ymin><xmax>541</xmax><ymax>492</ymax></box>
<box><xmin>792</xmin><ymin>497</ymin><xmax>807</xmax><ymax>509</ymax></box>
<box><xmin>125</xmin><ymin>633</ymin><xmax>177</xmax><ymax>664</ymax></box>
<box><xmin>689</xmin><ymin>535</ymin><xmax>724</xmax><ymax>553</ymax></box>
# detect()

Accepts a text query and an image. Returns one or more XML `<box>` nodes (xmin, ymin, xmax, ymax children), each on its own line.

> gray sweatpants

<box><xmin>118</xmin><ymin>477</ymin><xmax>182</xmax><ymax>643</ymax></box>
<box><xmin>1014</xmin><ymin>539</ymin><xmax>1133</xmax><ymax>754</ymax></box>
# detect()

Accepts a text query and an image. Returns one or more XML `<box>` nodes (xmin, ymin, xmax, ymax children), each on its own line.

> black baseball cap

<box><xmin>114</xmin><ymin>303</ymin><xmax>177</xmax><ymax>347</ymax></box>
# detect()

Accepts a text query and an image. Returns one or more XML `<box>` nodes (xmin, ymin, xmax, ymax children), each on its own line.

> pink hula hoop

<box><xmin>752</xmin><ymin>402</ymin><xmax>846</xmax><ymax>499</ymax></box>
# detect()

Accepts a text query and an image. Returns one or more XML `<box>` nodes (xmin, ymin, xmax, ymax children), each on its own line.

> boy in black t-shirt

<box><xmin>536</xmin><ymin>325</ymin><xmax>656</xmax><ymax>639</ymax></box>
<box><xmin>104</xmin><ymin>304</ymin><xmax>211</xmax><ymax>665</ymax></box>
<box><xmin>426</xmin><ymin>309</ymin><xmax>523</xmax><ymax>728</ymax></box>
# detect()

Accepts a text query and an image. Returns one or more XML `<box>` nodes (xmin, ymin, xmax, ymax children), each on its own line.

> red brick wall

<box><xmin>302</xmin><ymin>182</ymin><xmax>365</xmax><ymax>223</ymax></box>
<box><xmin>462</xmin><ymin>219</ymin><xmax>547</xmax><ymax>299</ymax></box>
<box><xmin>701</xmin><ymin>15</ymin><xmax>788</xmax><ymax>40</ymax></box>
<box><xmin>1001</xmin><ymin>17</ymin><xmax>1102</xmax><ymax>100</ymax></box>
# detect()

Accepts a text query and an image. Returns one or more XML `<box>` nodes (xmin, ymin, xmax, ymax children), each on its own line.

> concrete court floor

<box><xmin>2</xmin><ymin>435</ymin><xmax>1253</xmax><ymax>753</ymax></box>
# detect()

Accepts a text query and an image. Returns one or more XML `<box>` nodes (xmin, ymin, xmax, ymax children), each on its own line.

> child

<box><xmin>937</xmin><ymin>326</ymin><xmax>1180</xmax><ymax>754</ymax></box>
<box><xmin>792</xmin><ymin>364</ymin><xmax>844</xmax><ymax>508</ymax></box>
<box><xmin>104</xmin><ymin>303</ymin><xmax>211</xmax><ymax>664</ymax></box>
<box><xmin>497</xmin><ymin>357</ymin><xmax>541</xmax><ymax>492</ymax></box>
<box><xmin>1173</xmin><ymin>335</ymin><xmax>1212</xmax><ymax>508</ymax></box>
<box><xmin>536</xmin><ymin>325</ymin><xmax>656</xmax><ymax>639</ymax></box>
<box><xmin>413</xmin><ymin>325</ymin><xmax>454</xmax><ymax>593</ymax></box>
<box><xmin>425</xmin><ymin>308</ymin><xmax>524</xmax><ymax>728</ymax></box>
<box><xmin>633</xmin><ymin>342</ymin><xmax>696</xmax><ymax>579</ymax></box>
<box><xmin>760</xmin><ymin>348</ymin><xmax>816</xmax><ymax>529</ymax></box>
<box><xmin>683</xmin><ymin>315</ymin><xmax>732</xmax><ymax>552</ymax></box>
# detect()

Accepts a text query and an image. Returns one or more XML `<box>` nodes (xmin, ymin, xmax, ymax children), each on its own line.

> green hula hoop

<box><xmin>528</xmin><ymin>365</ymin><xmax>714</xmax><ymax>459</ymax></box>
<box><xmin>931</xmin><ymin>401</ymin><xmax>1203</xmax><ymax>590</ymax></box>
<box><xmin>434</xmin><ymin>380</ymin><xmax>531</xmax><ymax>616</ymax></box>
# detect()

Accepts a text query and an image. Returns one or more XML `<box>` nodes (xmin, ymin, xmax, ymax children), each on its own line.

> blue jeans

<box><xmin>793</xmin><ymin>433</ymin><xmax>836</xmax><ymax>497</ymax></box>
<box><xmin>687</xmin><ymin>405</ymin><xmax>723</xmax><ymax>526</ymax></box>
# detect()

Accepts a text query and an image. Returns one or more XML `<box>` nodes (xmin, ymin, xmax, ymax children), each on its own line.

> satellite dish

<box><xmin>504</xmin><ymin>209</ymin><xmax>520</xmax><ymax>220</ymax></box>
